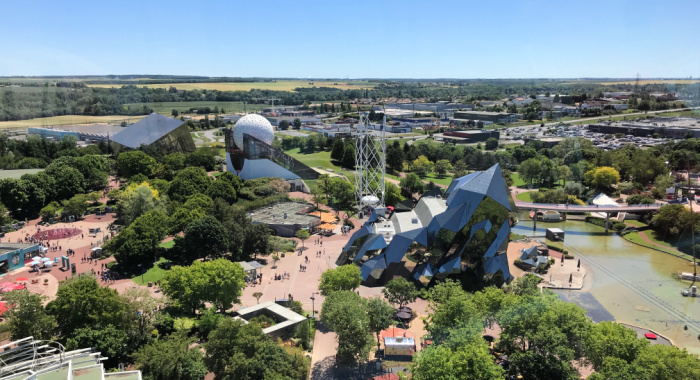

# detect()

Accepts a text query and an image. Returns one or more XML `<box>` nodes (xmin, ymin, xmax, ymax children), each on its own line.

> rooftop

<box><xmin>111</xmin><ymin>113</ymin><xmax>185</xmax><ymax>148</ymax></box>
<box><xmin>248</xmin><ymin>201</ymin><xmax>318</xmax><ymax>226</ymax></box>
<box><xmin>0</xmin><ymin>243</ymin><xmax>39</xmax><ymax>256</ymax></box>
<box><xmin>235</xmin><ymin>301</ymin><xmax>306</xmax><ymax>336</ymax></box>
<box><xmin>0</xmin><ymin>337</ymin><xmax>142</xmax><ymax>380</ymax></box>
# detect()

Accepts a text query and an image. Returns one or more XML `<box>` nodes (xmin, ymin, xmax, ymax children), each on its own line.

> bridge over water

<box><xmin>513</xmin><ymin>201</ymin><xmax>663</xmax><ymax>232</ymax></box>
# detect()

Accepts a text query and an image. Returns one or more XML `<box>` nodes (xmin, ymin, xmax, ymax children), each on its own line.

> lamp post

<box><xmin>310</xmin><ymin>292</ymin><xmax>319</xmax><ymax>318</ymax></box>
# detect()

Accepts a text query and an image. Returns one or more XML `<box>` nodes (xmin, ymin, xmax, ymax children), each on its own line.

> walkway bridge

<box><xmin>514</xmin><ymin>201</ymin><xmax>663</xmax><ymax>232</ymax></box>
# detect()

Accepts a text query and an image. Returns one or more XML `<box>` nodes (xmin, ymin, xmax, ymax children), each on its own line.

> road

<box><xmin>514</xmin><ymin>201</ymin><xmax>663</xmax><ymax>213</ymax></box>
<box><xmin>506</xmin><ymin>107</ymin><xmax>700</xmax><ymax>138</ymax></box>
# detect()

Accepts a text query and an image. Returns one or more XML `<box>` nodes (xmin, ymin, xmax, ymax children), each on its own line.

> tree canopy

<box><xmin>318</xmin><ymin>265</ymin><xmax>362</xmax><ymax>296</ymax></box>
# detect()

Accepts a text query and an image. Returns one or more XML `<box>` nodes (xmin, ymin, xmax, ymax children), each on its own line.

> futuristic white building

<box><xmin>225</xmin><ymin>114</ymin><xmax>318</xmax><ymax>185</ymax></box>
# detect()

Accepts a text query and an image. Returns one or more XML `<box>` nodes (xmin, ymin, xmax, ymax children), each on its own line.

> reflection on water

<box><xmin>513</xmin><ymin>213</ymin><xmax>700</xmax><ymax>353</ymax></box>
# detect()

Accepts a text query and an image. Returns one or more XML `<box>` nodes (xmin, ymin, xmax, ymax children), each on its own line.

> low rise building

<box><xmin>248</xmin><ymin>201</ymin><xmax>320</xmax><ymax>237</ymax></box>
<box><xmin>453</xmin><ymin>111</ymin><xmax>519</xmax><ymax>124</ymax></box>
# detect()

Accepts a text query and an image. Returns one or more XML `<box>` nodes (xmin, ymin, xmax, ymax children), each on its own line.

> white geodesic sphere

<box><xmin>233</xmin><ymin>114</ymin><xmax>274</xmax><ymax>149</ymax></box>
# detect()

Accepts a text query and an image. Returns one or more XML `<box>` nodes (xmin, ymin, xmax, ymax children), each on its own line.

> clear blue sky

<box><xmin>1</xmin><ymin>0</ymin><xmax>698</xmax><ymax>78</ymax></box>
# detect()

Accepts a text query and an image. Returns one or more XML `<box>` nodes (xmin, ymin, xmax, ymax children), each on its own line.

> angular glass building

<box><xmin>111</xmin><ymin>113</ymin><xmax>195</xmax><ymax>154</ymax></box>
<box><xmin>338</xmin><ymin>164</ymin><xmax>513</xmax><ymax>287</ymax></box>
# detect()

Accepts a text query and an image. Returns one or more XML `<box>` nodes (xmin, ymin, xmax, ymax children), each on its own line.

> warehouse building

<box><xmin>453</xmin><ymin>111</ymin><xmax>519</xmax><ymax>124</ymax></box>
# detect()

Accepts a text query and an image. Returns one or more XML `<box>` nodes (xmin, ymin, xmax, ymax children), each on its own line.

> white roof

<box><xmin>591</xmin><ymin>193</ymin><xmax>618</xmax><ymax>207</ymax></box>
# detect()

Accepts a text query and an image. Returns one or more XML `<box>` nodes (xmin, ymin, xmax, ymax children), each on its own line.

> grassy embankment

<box><xmin>619</xmin><ymin>220</ymin><xmax>695</xmax><ymax>261</ymax></box>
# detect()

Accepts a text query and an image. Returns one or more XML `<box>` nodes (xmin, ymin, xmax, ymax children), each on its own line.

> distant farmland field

<box><xmin>595</xmin><ymin>79</ymin><xmax>700</xmax><ymax>85</ymax></box>
<box><xmin>0</xmin><ymin>115</ymin><xmax>146</xmax><ymax>129</ymax></box>
<box><xmin>88</xmin><ymin>80</ymin><xmax>377</xmax><ymax>92</ymax></box>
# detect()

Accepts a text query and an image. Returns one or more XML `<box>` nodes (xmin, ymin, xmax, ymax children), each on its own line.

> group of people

<box><xmin>246</xmin><ymin>273</ymin><xmax>262</xmax><ymax>286</ymax></box>
<box><xmin>315</xmin><ymin>249</ymin><xmax>325</xmax><ymax>257</ymax></box>
<box><xmin>274</xmin><ymin>272</ymin><xmax>290</xmax><ymax>281</ymax></box>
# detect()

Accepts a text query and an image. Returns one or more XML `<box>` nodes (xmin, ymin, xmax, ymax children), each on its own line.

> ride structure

<box><xmin>354</xmin><ymin>112</ymin><xmax>386</xmax><ymax>209</ymax></box>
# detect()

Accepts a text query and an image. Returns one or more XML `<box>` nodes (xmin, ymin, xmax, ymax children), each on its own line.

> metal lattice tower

<box><xmin>354</xmin><ymin>113</ymin><xmax>386</xmax><ymax>209</ymax></box>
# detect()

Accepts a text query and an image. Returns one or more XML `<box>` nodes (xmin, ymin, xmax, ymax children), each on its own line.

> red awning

<box><xmin>644</xmin><ymin>333</ymin><xmax>657</xmax><ymax>340</ymax></box>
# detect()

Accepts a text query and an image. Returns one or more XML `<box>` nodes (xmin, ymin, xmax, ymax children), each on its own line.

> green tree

<box><xmin>434</xmin><ymin>159</ymin><xmax>453</xmax><ymax>178</ymax></box>
<box><xmin>204</xmin><ymin>319</ymin><xmax>308</xmax><ymax>380</ymax></box>
<box><xmin>134</xmin><ymin>331</ymin><xmax>207</xmax><ymax>380</ymax></box>
<box><xmin>318</xmin><ymin>265</ymin><xmax>362</xmax><ymax>296</ymax></box>
<box><xmin>206</xmin><ymin>177</ymin><xmax>238</xmax><ymax>204</ymax></box>
<box><xmin>584</xmin><ymin>166</ymin><xmax>620</xmax><ymax>190</ymax></box>
<box><xmin>174</xmin><ymin>215</ymin><xmax>229</xmax><ymax>262</ymax></box>
<box><xmin>168</xmin><ymin>167</ymin><xmax>211</xmax><ymax>203</ymax></box>
<box><xmin>46</xmin><ymin>276</ymin><xmax>130</xmax><ymax>338</ymax></box>
<box><xmin>116</xmin><ymin>151</ymin><xmax>156</xmax><ymax>179</ymax></box>
<box><xmin>411</xmin><ymin>155</ymin><xmax>434</xmax><ymax>177</ymax></box>
<box><xmin>584</xmin><ymin>321</ymin><xmax>649</xmax><ymax>371</ymax></box>
<box><xmin>540</xmin><ymin>157</ymin><xmax>560</xmax><ymax>187</ymax></box>
<box><xmin>330</xmin><ymin>139</ymin><xmax>345</xmax><ymax>161</ymax></box>
<box><xmin>382</xmin><ymin>277</ymin><xmax>418</xmax><ymax>309</ymax></box>
<box><xmin>293</xmin><ymin>118</ymin><xmax>302</xmax><ymax>129</ymax></box>
<box><xmin>321</xmin><ymin>290</ymin><xmax>373</xmax><ymax>364</ymax></box>
<box><xmin>66</xmin><ymin>325</ymin><xmax>129</xmax><ymax>367</ymax></box>
<box><xmin>342</xmin><ymin>144</ymin><xmax>356</xmax><ymax>168</ymax></box>
<box><xmin>123</xmin><ymin>287</ymin><xmax>161</xmax><ymax>345</ymax></box>
<box><xmin>185</xmin><ymin>147</ymin><xmax>217</xmax><ymax>171</ymax></box>
<box><xmin>39</xmin><ymin>201</ymin><xmax>60</xmax><ymax>223</ymax></box>
<box><xmin>411</xmin><ymin>342</ymin><xmax>505</xmax><ymax>380</ymax></box>
<box><xmin>400</xmin><ymin>172</ymin><xmax>424</xmax><ymax>196</ymax></box>
<box><xmin>626</xmin><ymin>194</ymin><xmax>655</xmax><ymax>205</ymax></box>
<box><xmin>46</xmin><ymin>165</ymin><xmax>86</xmax><ymax>201</ymax></box>
<box><xmin>160</xmin><ymin>259</ymin><xmax>246</xmax><ymax>314</ymax></box>
<box><xmin>366</xmin><ymin>297</ymin><xmax>393</xmax><ymax>347</ymax></box>
<box><xmin>62</xmin><ymin>194</ymin><xmax>88</xmax><ymax>218</ymax></box>
<box><xmin>633</xmin><ymin>344</ymin><xmax>700</xmax><ymax>379</ymax></box>
<box><xmin>384</xmin><ymin>181</ymin><xmax>404</xmax><ymax>207</ymax></box>
<box><xmin>519</xmin><ymin>158</ymin><xmax>541</xmax><ymax>185</ymax></box>
<box><xmin>386</xmin><ymin>141</ymin><xmax>406</xmax><ymax>173</ymax></box>
<box><xmin>588</xmin><ymin>357</ymin><xmax>644</xmax><ymax>380</ymax></box>
<box><xmin>2</xmin><ymin>290</ymin><xmax>56</xmax><ymax>340</ymax></box>
<box><xmin>509</xmin><ymin>273</ymin><xmax>541</xmax><ymax>297</ymax></box>
<box><xmin>485</xmin><ymin>137</ymin><xmax>499</xmax><ymax>150</ymax></box>
<box><xmin>117</xmin><ymin>181</ymin><xmax>164</xmax><ymax>226</ymax></box>
<box><xmin>172</xmin><ymin>109</ymin><xmax>179</xmax><ymax>117</ymax></box>
<box><xmin>278</xmin><ymin>120</ymin><xmax>290</xmax><ymax>130</ymax></box>
<box><xmin>652</xmin><ymin>204</ymin><xmax>700</xmax><ymax>238</ymax></box>
<box><xmin>296</xmin><ymin>229</ymin><xmax>310</xmax><ymax>249</ymax></box>
<box><xmin>106</xmin><ymin>210</ymin><xmax>168</xmax><ymax>268</ymax></box>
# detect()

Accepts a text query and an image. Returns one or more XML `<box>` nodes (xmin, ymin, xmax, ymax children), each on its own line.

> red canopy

<box><xmin>644</xmin><ymin>332</ymin><xmax>657</xmax><ymax>340</ymax></box>
<box><xmin>0</xmin><ymin>301</ymin><xmax>7</xmax><ymax>316</ymax></box>
<box><xmin>15</xmin><ymin>277</ymin><xmax>28</xmax><ymax>282</ymax></box>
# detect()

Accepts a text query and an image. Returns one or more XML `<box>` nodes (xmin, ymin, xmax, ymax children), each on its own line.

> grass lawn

<box><xmin>158</xmin><ymin>240</ymin><xmax>175</xmax><ymax>249</ymax></box>
<box><xmin>0</xmin><ymin>168</ymin><xmax>44</xmax><ymax>179</ymax></box>
<box><xmin>284</xmin><ymin>148</ymin><xmax>355</xmax><ymax>182</ymax></box>
<box><xmin>511</xmin><ymin>172</ymin><xmax>526</xmax><ymax>187</ymax></box>
<box><xmin>386</xmin><ymin>172</ymin><xmax>454</xmax><ymax>187</ymax></box>
<box><xmin>132</xmin><ymin>257</ymin><xmax>170</xmax><ymax>285</ymax></box>
<box><xmin>516</xmin><ymin>191</ymin><xmax>535</xmax><ymax>202</ymax></box>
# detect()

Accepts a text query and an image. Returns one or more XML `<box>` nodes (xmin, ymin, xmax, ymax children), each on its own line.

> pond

<box><xmin>513</xmin><ymin>213</ymin><xmax>700</xmax><ymax>354</ymax></box>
